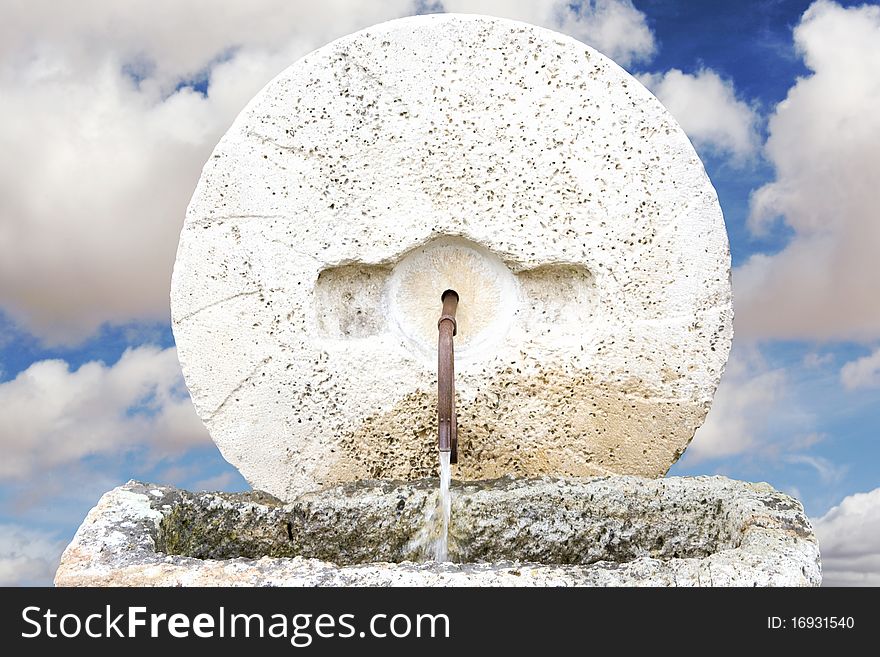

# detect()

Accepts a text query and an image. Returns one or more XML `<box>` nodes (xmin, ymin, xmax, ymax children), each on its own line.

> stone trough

<box><xmin>55</xmin><ymin>476</ymin><xmax>820</xmax><ymax>587</ymax></box>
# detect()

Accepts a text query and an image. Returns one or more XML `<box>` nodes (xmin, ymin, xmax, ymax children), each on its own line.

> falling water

<box><xmin>407</xmin><ymin>451</ymin><xmax>452</xmax><ymax>562</ymax></box>
<box><xmin>434</xmin><ymin>450</ymin><xmax>452</xmax><ymax>561</ymax></box>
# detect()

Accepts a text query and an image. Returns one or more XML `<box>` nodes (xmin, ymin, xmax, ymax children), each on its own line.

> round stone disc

<box><xmin>171</xmin><ymin>14</ymin><xmax>733</xmax><ymax>501</ymax></box>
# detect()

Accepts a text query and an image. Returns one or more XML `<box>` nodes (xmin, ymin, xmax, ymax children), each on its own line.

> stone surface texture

<box><xmin>55</xmin><ymin>476</ymin><xmax>820</xmax><ymax>587</ymax></box>
<box><xmin>170</xmin><ymin>14</ymin><xmax>733</xmax><ymax>501</ymax></box>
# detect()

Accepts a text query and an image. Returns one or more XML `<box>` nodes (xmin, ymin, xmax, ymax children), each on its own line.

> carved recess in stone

<box><xmin>171</xmin><ymin>14</ymin><xmax>733</xmax><ymax>500</ymax></box>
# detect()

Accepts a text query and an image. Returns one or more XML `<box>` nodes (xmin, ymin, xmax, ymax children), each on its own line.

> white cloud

<box><xmin>0</xmin><ymin>345</ymin><xmax>209</xmax><ymax>480</ymax></box>
<box><xmin>688</xmin><ymin>346</ymin><xmax>789</xmax><ymax>461</ymax></box>
<box><xmin>687</xmin><ymin>344</ymin><xmax>834</xmax><ymax>469</ymax></box>
<box><xmin>813</xmin><ymin>487</ymin><xmax>880</xmax><ymax>586</ymax></box>
<box><xmin>0</xmin><ymin>1</ymin><xmax>417</xmax><ymax>91</ymax></box>
<box><xmin>441</xmin><ymin>0</ymin><xmax>655</xmax><ymax>66</ymax></box>
<box><xmin>735</xmin><ymin>1</ymin><xmax>880</xmax><ymax>341</ymax></box>
<box><xmin>784</xmin><ymin>454</ymin><xmax>846</xmax><ymax>484</ymax></box>
<box><xmin>0</xmin><ymin>1</ymin><xmax>416</xmax><ymax>344</ymax></box>
<box><xmin>639</xmin><ymin>68</ymin><xmax>760</xmax><ymax>163</ymax></box>
<box><xmin>0</xmin><ymin>524</ymin><xmax>66</xmax><ymax>586</ymax></box>
<box><xmin>840</xmin><ymin>347</ymin><xmax>880</xmax><ymax>390</ymax></box>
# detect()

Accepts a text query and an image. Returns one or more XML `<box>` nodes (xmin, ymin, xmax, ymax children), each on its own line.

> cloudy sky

<box><xmin>0</xmin><ymin>0</ymin><xmax>878</xmax><ymax>586</ymax></box>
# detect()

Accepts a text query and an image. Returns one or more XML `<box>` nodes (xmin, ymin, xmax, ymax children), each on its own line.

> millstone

<box><xmin>171</xmin><ymin>14</ymin><xmax>733</xmax><ymax>500</ymax></box>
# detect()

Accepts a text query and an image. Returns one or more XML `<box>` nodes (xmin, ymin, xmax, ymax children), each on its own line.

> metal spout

<box><xmin>438</xmin><ymin>289</ymin><xmax>459</xmax><ymax>464</ymax></box>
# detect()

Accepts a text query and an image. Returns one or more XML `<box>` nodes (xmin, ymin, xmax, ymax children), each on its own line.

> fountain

<box><xmin>55</xmin><ymin>14</ymin><xmax>820</xmax><ymax>587</ymax></box>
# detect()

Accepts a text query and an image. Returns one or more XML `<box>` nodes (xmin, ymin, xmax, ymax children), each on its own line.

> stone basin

<box><xmin>55</xmin><ymin>475</ymin><xmax>820</xmax><ymax>586</ymax></box>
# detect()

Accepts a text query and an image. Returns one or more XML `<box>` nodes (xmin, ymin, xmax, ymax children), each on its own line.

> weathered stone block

<box><xmin>55</xmin><ymin>476</ymin><xmax>819</xmax><ymax>587</ymax></box>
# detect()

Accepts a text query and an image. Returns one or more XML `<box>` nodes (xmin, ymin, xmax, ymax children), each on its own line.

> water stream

<box><xmin>434</xmin><ymin>450</ymin><xmax>451</xmax><ymax>561</ymax></box>
<box><xmin>408</xmin><ymin>451</ymin><xmax>452</xmax><ymax>562</ymax></box>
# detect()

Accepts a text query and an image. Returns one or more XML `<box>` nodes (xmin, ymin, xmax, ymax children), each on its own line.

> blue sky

<box><xmin>1</xmin><ymin>0</ymin><xmax>878</xmax><ymax>586</ymax></box>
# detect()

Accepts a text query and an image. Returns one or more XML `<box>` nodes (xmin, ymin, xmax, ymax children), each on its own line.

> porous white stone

<box><xmin>55</xmin><ymin>476</ymin><xmax>820</xmax><ymax>587</ymax></box>
<box><xmin>171</xmin><ymin>14</ymin><xmax>733</xmax><ymax>500</ymax></box>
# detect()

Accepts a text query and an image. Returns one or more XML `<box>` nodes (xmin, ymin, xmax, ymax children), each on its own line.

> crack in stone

<box><xmin>174</xmin><ymin>290</ymin><xmax>262</xmax><ymax>323</ymax></box>
<box><xmin>248</xmin><ymin>131</ymin><xmax>329</xmax><ymax>161</ymax></box>
<box><xmin>269</xmin><ymin>238</ymin><xmax>321</xmax><ymax>263</ymax></box>
<box><xmin>205</xmin><ymin>356</ymin><xmax>273</xmax><ymax>420</ymax></box>
<box><xmin>346</xmin><ymin>55</ymin><xmax>389</xmax><ymax>91</ymax></box>
<box><xmin>187</xmin><ymin>214</ymin><xmax>289</xmax><ymax>227</ymax></box>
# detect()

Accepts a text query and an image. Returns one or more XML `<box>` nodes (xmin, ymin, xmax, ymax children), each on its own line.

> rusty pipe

<box><xmin>438</xmin><ymin>289</ymin><xmax>459</xmax><ymax>464</ymax></box>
